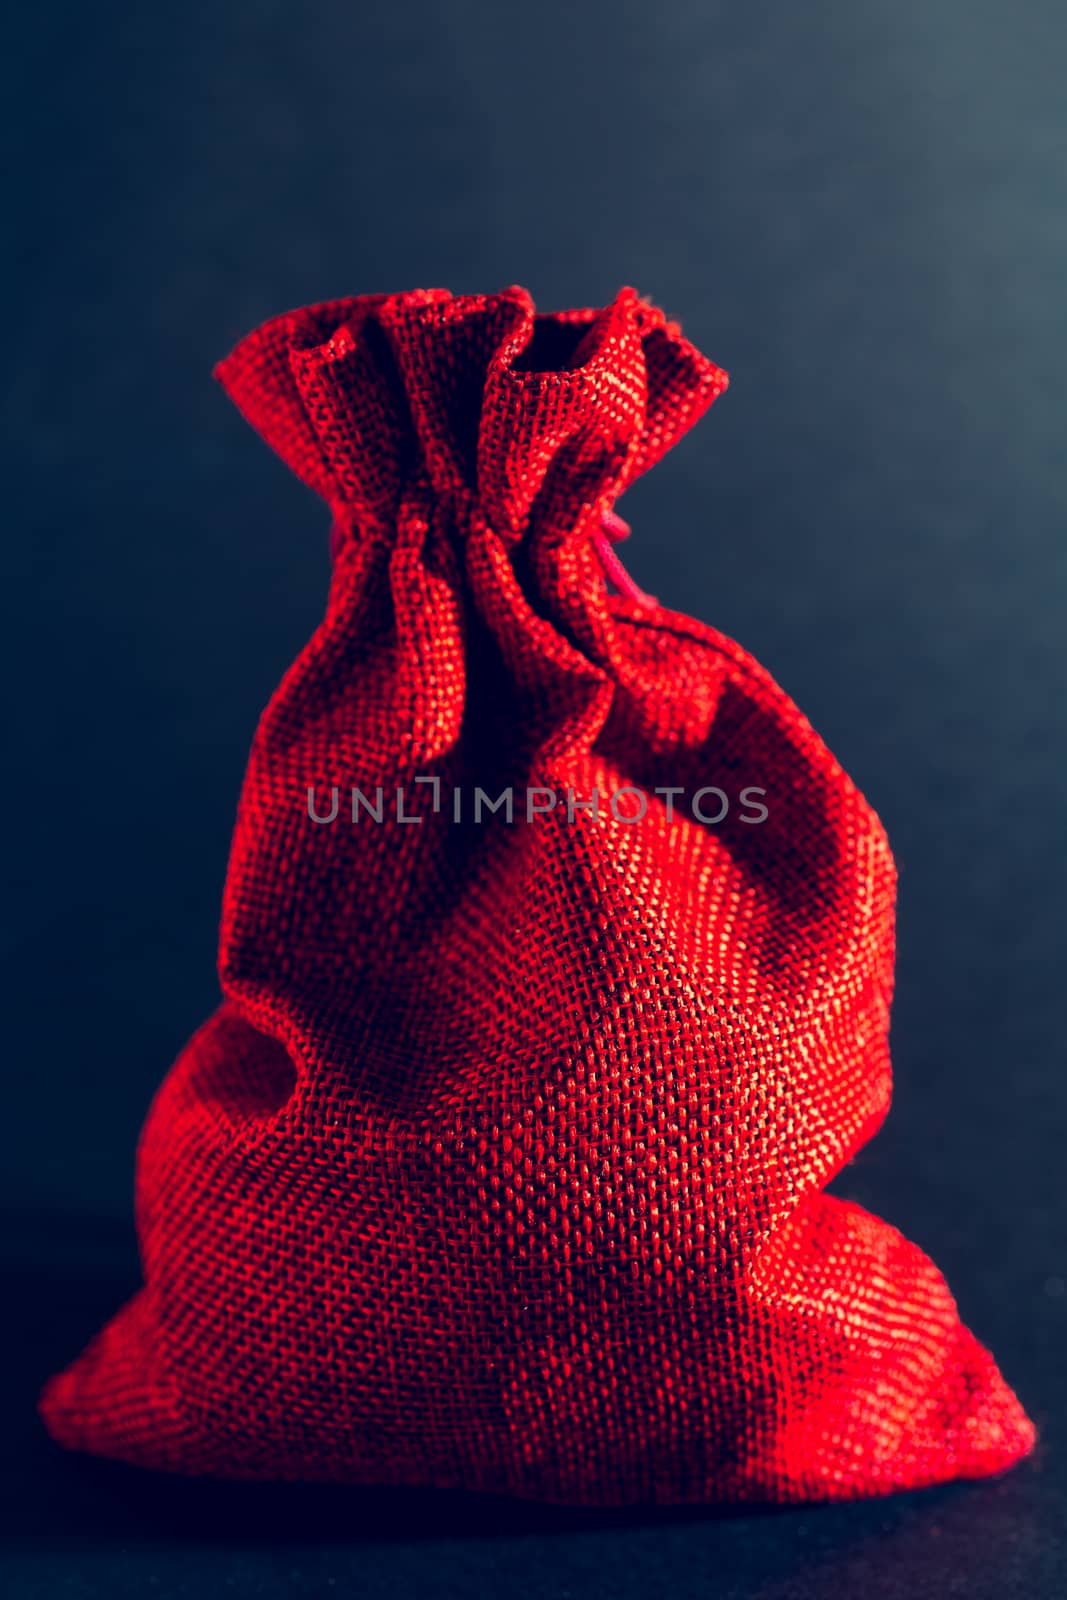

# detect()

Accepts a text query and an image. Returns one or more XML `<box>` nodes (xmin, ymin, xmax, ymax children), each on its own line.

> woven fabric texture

<box><xmin>41</xmin><ymin>286</ymin><xmax>1034</xmax><ymax>1503</ymax></box>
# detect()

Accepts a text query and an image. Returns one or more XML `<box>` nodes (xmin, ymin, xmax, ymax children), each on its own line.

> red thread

<box><xmin>590</xmin><ymin>508</ymin><xmax>656</xmax><ymax>606</ymax></box>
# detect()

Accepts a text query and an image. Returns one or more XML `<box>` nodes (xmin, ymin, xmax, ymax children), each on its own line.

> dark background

<box><xmin>3</xmin><ymin>1</ymin><xmax>1065</xmax><ymax>1595</ymax></box>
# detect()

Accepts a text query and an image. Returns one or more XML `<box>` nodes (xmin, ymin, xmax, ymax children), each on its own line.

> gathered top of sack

<box><xmin>215</xmin><ymin>285</ymin><xmax>728</xmax><ymax>546</ymax></box>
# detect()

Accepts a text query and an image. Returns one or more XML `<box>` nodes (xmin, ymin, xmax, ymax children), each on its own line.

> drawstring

<box><xmin>591</xmin><ymin>508</ymin><xmax>656</xmax><ymax>606</ymax></box>
<box><xmin>330</xmin><ymin>505</ymin><xmax>655</xmax><ymax>607</ymax></box>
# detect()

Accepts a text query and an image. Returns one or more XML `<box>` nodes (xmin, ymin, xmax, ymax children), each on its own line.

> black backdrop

<box><xmin>3</xmin><ymin>2</ymin><xmax>1065</xmax><ymax>1596</ymax></box>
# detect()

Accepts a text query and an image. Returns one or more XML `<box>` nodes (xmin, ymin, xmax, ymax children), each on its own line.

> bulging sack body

<box><xmin>42</xmin><ymin>287</ymin><xmax>1033</xmax><ymax>1503</ymax></box>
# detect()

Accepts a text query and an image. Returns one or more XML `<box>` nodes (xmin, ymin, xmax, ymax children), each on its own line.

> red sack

<box><xmin>41</xmin><ymin>287</ymin><xmax>1034</xmax><ymax>1503</ymax></box>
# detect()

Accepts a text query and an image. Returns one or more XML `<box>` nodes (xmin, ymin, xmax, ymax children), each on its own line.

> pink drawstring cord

<box><xmin>591</xmin><ymin>508</ymin><xmax>656</xmax><ymax>606</ymax></box>
<box><xmin>330</xmin><ymin>505</ymin><xmax>654</xmax><ymax>606</ymax></box>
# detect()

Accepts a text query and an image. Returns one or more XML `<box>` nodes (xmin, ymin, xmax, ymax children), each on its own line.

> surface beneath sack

<box><xmin>3</xmin><ymin>1207</ymin><xmax>1062</xmax><ymax>1600</ymax></box>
